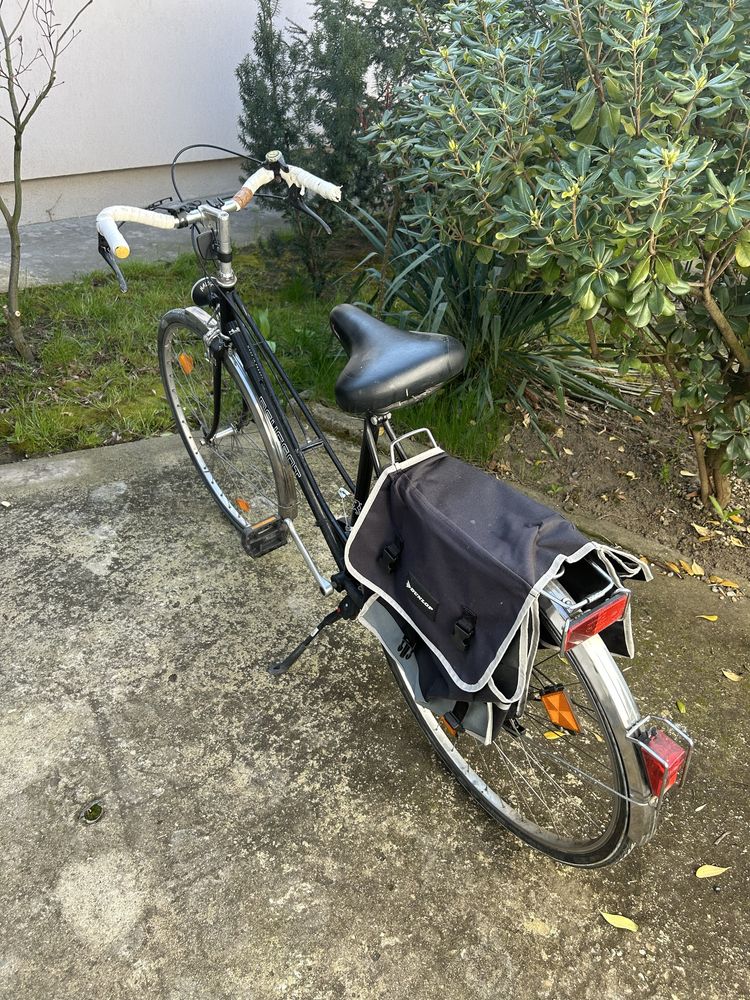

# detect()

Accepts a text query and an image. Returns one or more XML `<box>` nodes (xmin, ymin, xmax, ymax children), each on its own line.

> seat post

<box><xmin>353</xmin><ymin>417</ymin><xmax>382</xmax><ymax>515</ymax></box>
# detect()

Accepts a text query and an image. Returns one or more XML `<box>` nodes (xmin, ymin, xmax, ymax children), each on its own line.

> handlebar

<box><xmin>96</xmin><ymin>151</ymin><xmax>341</xmax><ymax>262</ymax></box>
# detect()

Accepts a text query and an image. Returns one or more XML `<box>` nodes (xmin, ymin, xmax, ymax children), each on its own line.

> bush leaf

<box><xmin>600</xmin><ymin>912</ymin><xmax>638</xmax><ymax>932</ymax></box>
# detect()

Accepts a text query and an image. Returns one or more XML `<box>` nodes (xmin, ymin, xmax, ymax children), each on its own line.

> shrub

<box><xmin>373</xmin><ymin>0</ymin><xmax>750</xmax><ymax>506</ymax></box>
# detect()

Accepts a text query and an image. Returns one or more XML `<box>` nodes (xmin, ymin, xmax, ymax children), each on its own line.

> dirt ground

<box><xmin>501</xmin><ymin>401</ymin><xmax>749</xmax><ymax>583</ymax></box>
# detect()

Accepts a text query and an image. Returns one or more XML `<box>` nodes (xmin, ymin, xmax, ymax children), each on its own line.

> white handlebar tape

<box><xmin>96</xmin><ymin>205</ymin><xmax>178</xmax><ymax>259</ymax></box>
<box><xmin>286</xmin><ymin>164</ymin><xmax>342</xmax><ymax>202</ymax></box>
<box><xmin>231</xmin><ymin>166</ymin><xmax>276</xmax><ymax>209</ymax></box>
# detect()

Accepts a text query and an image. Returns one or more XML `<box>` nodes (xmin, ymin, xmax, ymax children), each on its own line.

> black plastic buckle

<box><xmin>452</xmin><ymin>609</ymin><xmax>477</xmax><ymax>651</ymax></box>
<box><xmin>378</xmin><ymin>537</ymin><xmax>403</xmax><ymax>574</ymax></box>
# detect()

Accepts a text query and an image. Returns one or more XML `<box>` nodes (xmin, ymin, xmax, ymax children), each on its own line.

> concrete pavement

<box><xmin>0</xmin><ymin>434</ymin><xmax>748</xmax><ymax>1000</ymax></box>
<box><xmin>0</xmin><ymin>201</ymin><xmax>285</xmax><ymax>287</ymax></box>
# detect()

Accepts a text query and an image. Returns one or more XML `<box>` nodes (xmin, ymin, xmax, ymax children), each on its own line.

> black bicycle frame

<box><xmin>212</xmin><ymin>286</ymin><xmax>404</xmax><ymax>575</ymax></box>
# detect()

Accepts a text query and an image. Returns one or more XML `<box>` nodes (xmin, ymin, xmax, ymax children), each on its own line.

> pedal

<box><xmin>241</xmin><ymin>516</ymin><xmax>288</xmax><ymax>558</ymax></box>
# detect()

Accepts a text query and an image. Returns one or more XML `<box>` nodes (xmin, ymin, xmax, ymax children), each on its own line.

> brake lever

<box><xmin>287</xmin><ymin>186</ymin><xmax>332</xmax><ymax>235</ymax></box>
<box><xmin>98</xmin><ymin>233</ymin><xmax>128</xmax><ymax>293</ymax></box>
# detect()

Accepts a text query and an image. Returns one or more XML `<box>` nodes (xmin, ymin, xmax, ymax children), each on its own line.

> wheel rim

<box><xmin>162</xmin><ymin>322</ymin><xmax>281</xmax><ymax>529</ymax></box>
<box><xmin>402</xmin><ymin>641</ymin><xmax>628</xmax><ymax>860</ymax></box>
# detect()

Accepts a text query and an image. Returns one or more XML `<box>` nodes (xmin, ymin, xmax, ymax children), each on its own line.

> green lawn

<box><xmin>0</xmin><ymin>240</ymin><xmax>505</xmax><ymax>464</ymax></box>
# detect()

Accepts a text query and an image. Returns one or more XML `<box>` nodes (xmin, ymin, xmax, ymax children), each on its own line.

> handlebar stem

<box><xmin>202</xmin><ymin>205</ymin><xmax>236</xmax><ymax>288</ymax></box>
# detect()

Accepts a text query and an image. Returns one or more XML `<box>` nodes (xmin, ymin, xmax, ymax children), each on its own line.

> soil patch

<box><xmin>499</xmin><ymin>400</ymin><xmax>749</xmax><ymax>582</ymax></box>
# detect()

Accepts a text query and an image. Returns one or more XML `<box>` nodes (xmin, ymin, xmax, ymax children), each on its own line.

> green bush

<box><xmin>374</xmin><ymin>0</ymin><xmax>750</xmax><ymax>506</ymax></box>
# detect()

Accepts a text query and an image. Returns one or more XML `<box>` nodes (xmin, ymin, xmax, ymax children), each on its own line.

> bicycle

<box><xmin>96</xmin><ymin>149</ymin><xmax>693</xmax><ymax>868</ymax></box>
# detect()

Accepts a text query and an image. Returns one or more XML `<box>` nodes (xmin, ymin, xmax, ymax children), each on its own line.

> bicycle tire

<box><xmin>385</xmin><ymin>586</ymin><xmax>647</xmax><ymax>867</ymax></box>
<box><xmin>158</xmin><ymin>307</ymin><xmax>297</xmax><ymax>532</ymax></box>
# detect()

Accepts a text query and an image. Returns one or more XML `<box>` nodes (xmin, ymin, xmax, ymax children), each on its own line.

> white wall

<box><xmin>0</xmin><ymin>0</ymin><xmax>309</xmax><ymax>222</ymax></box>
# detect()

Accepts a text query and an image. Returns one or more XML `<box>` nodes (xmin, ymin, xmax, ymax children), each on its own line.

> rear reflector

<box><xmin>562</xmin><ymin>592</ymin><xmax>629</xmax><ymax>651</ymax></box>
<box><xmin>639</xmin><ymin>729</ymin><xmax>688</xmax><ymax>798</ymax></box>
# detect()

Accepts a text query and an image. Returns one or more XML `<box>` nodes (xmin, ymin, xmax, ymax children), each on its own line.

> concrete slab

<box><xmin>0</xmin><ymin>436</ymin><xmax>748</xmax><ymax>1000</ymax></box>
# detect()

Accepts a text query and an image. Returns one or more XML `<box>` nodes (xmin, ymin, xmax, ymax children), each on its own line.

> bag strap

<box><xmin>452</xmin><ymin>607</ymin><xmax>477</xmax><ymax>651</ymax></box>
<box><xmin>378</xmin><ymin>535</ymin><xmax>403</xmax><ymax>574</ymax></box>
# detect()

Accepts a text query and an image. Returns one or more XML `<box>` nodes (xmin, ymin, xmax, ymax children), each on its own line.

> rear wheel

<box><xmin>158</xmin><ymin>308</ymin><xmax>296</xmax><ymax>532</ymax></box>
<box><xmin>388</xmin><ymin>588</ymin><xmax>648</xmax><ymax>867</ymax></box>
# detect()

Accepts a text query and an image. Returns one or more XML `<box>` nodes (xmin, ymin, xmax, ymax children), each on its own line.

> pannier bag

<box><xmin>345</xmin><ymin>441</ymin><xmax>651</xmax><ymax>744</ymax></box>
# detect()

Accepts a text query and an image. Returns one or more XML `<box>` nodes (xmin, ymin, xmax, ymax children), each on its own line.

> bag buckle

<box><xmin>378</xmin><ymin>537</ymin><xmax>403</xmax><ymax>574</ymax></box>
<box><xmin>452</xmin><ymin>609</ymin><xmax>477</xmax><ymax>651</ymax></box>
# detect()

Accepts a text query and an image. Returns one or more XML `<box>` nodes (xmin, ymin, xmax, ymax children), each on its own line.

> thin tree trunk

<box><xmin>585</xmin><ymin>318</ymin><xmax>600</xmax><ymax>360</ymax></box>
<box><xmin>1</xmin><ymin>134</ymin><xmax>34</xmax><ymax>362</ymax></box>
<box><xmin>702</xmin><ymin>285</ymin><xmax>750</xmax><ymax>371</ymax></box>
<box><xmin>706</xmin><ymin>444</ymin><xmax>731</xmax><ymax>509</ymax></box>
<box><xmin>689</xmin><ymin>426</ymin><xmax>711</xmax><ymax>508</ymax></box>
<box><xmin>375</xmin><ymin>182</ymin><xmax>401</xmax><ymax>321</ymax></box>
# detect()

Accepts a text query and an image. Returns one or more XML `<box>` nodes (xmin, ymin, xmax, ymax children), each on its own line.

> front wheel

<box><xmin>387</xmin><ymin>587</ymin><xmax>653</xmax><ymax>867</ymax></box>
<box><xmin>158</xmin><ymin>307</ymin><xmax>297</xmax><ymax>532</ymax></box>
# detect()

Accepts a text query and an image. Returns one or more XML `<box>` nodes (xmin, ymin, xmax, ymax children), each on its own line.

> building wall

<box><xmin>0</xmin><ymin>0</ymin><xmax>309</xmax><ymax>224</ymax></box>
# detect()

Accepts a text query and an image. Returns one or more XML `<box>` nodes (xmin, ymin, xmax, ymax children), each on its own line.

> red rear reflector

<box><xmin>562</xmin><ymin>592</ymin><xmax>629</xmax><ymax>651</ymax></box>
<box><xmin>639</xmin><ymin>729</ymin><xmax>688</xmax><ymax>797</ymax></box>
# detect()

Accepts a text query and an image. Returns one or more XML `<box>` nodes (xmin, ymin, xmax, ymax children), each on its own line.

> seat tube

<box><xmin>354</xmin><ymin>418</ymin><xmax>381</xmax><ymax>512</ymax></box>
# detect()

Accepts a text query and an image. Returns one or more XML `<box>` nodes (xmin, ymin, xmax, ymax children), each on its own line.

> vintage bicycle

<box><xmin>96</xmin><ymin>149</ymin><xmax>693</xmax><ymax>867</ymax></box>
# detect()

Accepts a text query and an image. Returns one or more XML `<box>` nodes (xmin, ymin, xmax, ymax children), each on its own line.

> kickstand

<box><xmin>268</xmin><ymin>607</ymin><xmax>343</xmax><ymax>676</ymax></box>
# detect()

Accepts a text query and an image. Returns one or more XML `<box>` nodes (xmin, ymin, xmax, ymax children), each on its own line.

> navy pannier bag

<box><xmin>345</xmin><ymin>441</ymin><xmax>650</xmax><ymax>744</ymax></box>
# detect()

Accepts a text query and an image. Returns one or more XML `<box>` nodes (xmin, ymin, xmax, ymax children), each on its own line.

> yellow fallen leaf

<box><xmin>728</xmin><ymin>536</ymin><xmax>745</xmax><ymax>548</ymax></box>
<box><xmin>729</xmin><ymin>513</ymin><xmax>744</xmax><ymax>524</ymax></box>
<box><xmin>679</xmin><ymin>560</ymin><xmax>695</xmax><ymax>575</ymax></box>
<box><xmin>563</xmin><ymin>447</ymin><xmax>573</xmax><ymax>456</ymax></box>
<box><xmin>600</xmin><ymin>912</ymin><xmax>638</xmax><ymax>932</ymax></box>
<box><xmin>617</xmin><ymin>446</ymin><xmax>625</xmax><ymax>453</ymax></box>
<box><xmin>695</xmin><ymin>865</ymin><xmax>729</xmax><ymax>879</ymax></box>
<box><xmin>709</xmin><ymin>575</ymin><xmax>740</xmax><ymax>588</ymax></box>
<box><xmin>625</xmin><ymin>470</ymin><xmax>637</xmax><ymax>479</ymax></box>
<box><xmin>691</xmin><ymin>561</ymin><xmax>705</xmax><ymax>576</ymax></box>
<box><xmin>676</xmin><ymin>699</ymin><xmax>687</xmax><ymax>714</ymax></box>
<box><xmin>697</xmin><ymin>615</ymin><xmax>718</xmax><ymax>622</ymax></box>
<box><xmin>543</xmin><ymin>730</ymin><xmax>563</xmax><ymax>740</ymax></box>
<box><xmin>665</xmin><ymin>562</ymin><xmax>682</xmax><ymax>575</ymax></box>
<box><xmin>722</xmin><ymin>670</ymin><xmax>743</xmax><ymax>682</ymax></box>
<box><xmin>691</xmin><ymin>523</ymin><xmax>711</xmax><ymax>538</ymax></box>
<box><xmin>680</xmin><ymin>469</ymin><xmax>697</xmax><ymax>477</ymax></box>
<box><xmin>594</xmin><ymin>732</ymin><xmax>604</xmax><ymax>743</ymax></box>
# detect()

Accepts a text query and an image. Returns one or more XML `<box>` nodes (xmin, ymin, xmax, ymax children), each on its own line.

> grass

<box><xmin>0</xmin><ymin>243</ymin><xmax>341</xmax><ymax>457</ymax></box>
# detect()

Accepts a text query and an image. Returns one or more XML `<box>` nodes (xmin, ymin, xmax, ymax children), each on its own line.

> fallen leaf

<box><xmin>691</xmin><ymin>561</ymin><xmax>705</xmax><ymax>576</ymax></box>
<box><xmin>679</xmin><ymin>560</ymin><xmax>695</xmax><ymax>575</ymax></box>
<box><xmin>543</xmin><ymin>730</ymin><xmax>563</xmax><ymax>740</ymax></box>
<box><xmin>600</xmin><ymin>912</ymin><xmax>638</xmax><ymax>933</ymax></box>
<box><xmin>0</xmin><ymin>500</ymin><xmax>10</xmax><ymax>509</ymax></box>
<box><xmin>676</xmin><ymin>699</ymin><xmax>687</xmax><ymax>714</ymax></box>
<box><xmin>728</xmin><ymin>536</ymin><xmax>745</xmax><ymax>548</ymax></box>
<box><xmin>617</xmin><ymin>446</ymin><xmax>625</xmax><ymax>453</ymax></box>
<box><xmin>553</xmin><ymin>427</ymin><xmax>564</xmax><ymax>438</ymax></box>
<box><xmin>722</xmin><ymin>670</ymin><xmax>743</xmax><ymax>682</ymax></box>
<box><xmin>691</xmin><ymin>523</ymin><xmax>711</xmax><ymax>538</ymax></box>
<box><xmin>709</xmin><ymin>576</ymin><xmax>741</xmax><ymax>588</ymax></box>
<box><xmin>594</xmin><ymin>732</ymin><xmax>604</xmax><ymax>743</ymax></box>
<box><xmin>680</xmin><ymin>469</ymin><xmax>697</xmax><ymax>477</ymax></box>
<box><xmin>729</xmin><ymin>513</ymin><xmax>744</xmax><ymax>524</ymax></box>
<box><xmin>696</xmin><ymin>615</ymin><xmax>718</xmax><ymax>622</ymax></box>
<box><xmin>665</xmin><ymin>561</ymin><xmax>682</xmax><ymax>575</ymax></box>
<box><xmin>563</xmin><ymin>447</ymin><xmax>573</xmax><ymax>456</ymax></box>
<box><xmin>625</xmin><ymin>470</ymin><xmax>637</xmax><ymax>479</ymax></box>
<box><xmin>695</xmin><ymin>865</ymin><xmax>729</xmax><ymax>879</ymax></box>
<box><xmin>695</xmin><ymin>803</ymin><xmax>707</xmax><ymax>813</ymax></box>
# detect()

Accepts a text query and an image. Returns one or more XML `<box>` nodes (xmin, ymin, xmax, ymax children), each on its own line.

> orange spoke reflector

<box><xmin>236</xmin><ymin>498</ymin><xmax>251</xmax><ymax>513</ymax></box>
<box><xmin>540</xmin><ymin>687</ymin><xmax>581</xmax><ymax>734</ymax></box>
<box><xmin>178</xmin><ymin>352</ymin><xmax>194</xmax><ymax>375</ymax></box>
